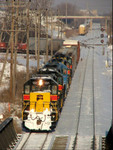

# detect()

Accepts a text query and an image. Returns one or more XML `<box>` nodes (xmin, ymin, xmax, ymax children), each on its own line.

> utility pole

<box><xmin>65</xmin><ymin>0</ymin><xmax>67</xmax><ymax>26</ymax></box>
<box><xmin>35</xmin><ymin>9</ymin><xmax>38</xmax><ymax>59</ymax></box>
<box><xmin>10</xmin><ymin>0</ymin><xmax>15</xmax><ymax>99</ymax></box>
<box><xmin>0</xmin><ymin>19</ymin><xmax>5</xmax><ymax>42</ymax></box>
<box><xmin>45</xmin><ymin>9</ymin><xmax>48</xmax><ymax>63</ymax></box>
<box><xmin>90</xmin><ymin>19</ymin><xmax>92</xmax><ymax>30</ymax></box>
<box><xmin>105</xmin><ymin>18</ymin><xmax>107</xmax><ymax>32</ymax></box>
<box><xmin>50</xmin><ymin>10</ymin><xmax>53</xmax><ymax>57</ymax></box>
<box><xmin>37</xmin><ymin>9</ymin><xmax>40</xmax><ymax>71</ymax></box>
<box><xmin>26</xmin><ymin>1</ymin><xmax>30</xmax><ymax>81</ymax></box>
<box><xmin>57</xmin><ymin>9</ymin><xmax>59</xmax><ymax>38</ymax></box>
<box><xmin>13</xmin><ymin>0</ymin><xmax>19</xmax><ymax>100</ymax></box>
<box><xmin>61</xmin><ymin>21</ymin><xmax>63</xmax><ymax>39</ymax></box>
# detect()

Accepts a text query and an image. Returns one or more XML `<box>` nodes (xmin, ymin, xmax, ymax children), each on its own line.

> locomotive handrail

<box><xmin>0</xmin><ymin>117</ymin><xmax>17</xmax><ymax>149</ymax></box>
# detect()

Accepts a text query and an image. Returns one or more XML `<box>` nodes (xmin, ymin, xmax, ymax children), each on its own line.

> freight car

<box><xmin>22</xmin><ymin>40</ymin><xmax>80</xmax><ymax>131</ymax></box>
<box><xmin>62</xmin><ymin>40</ymin><xmax>80</xmax><ymax>75</ymax></box>
<box><xmin>16</xmin><ymin>38</ymin><xmax>64</xmax><ymax>54</ymax></box>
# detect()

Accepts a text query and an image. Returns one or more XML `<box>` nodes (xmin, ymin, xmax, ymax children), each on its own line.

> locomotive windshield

<box><xmin>24</xmin><ymin>78</ymin><xmax>58</xmax><ymax>95</ymax></box>
<box><xmin>31</xmin><ymin>84</ymin><xmax>51</xmax><ymax>92</ymax></box>
<box><xmin>68</xmin><ymin>58</ymin><xmax>72</xmax><ymax>64</ymax></box>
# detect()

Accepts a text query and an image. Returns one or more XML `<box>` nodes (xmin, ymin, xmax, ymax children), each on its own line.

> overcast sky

<box><xmin>54</xmin><ymin>0</ymin><xmax>112</xmax><ymax>15</ymax></box>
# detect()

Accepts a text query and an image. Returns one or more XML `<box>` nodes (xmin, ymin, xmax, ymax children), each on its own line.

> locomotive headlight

<box><xmin>38</xmin><ymin>79</ymin><xmax>43</xmax><ymax>86</ymax></box>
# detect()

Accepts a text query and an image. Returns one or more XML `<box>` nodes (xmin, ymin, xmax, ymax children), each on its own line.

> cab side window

<box><xmin>25</xmin><ymin>85</ymin><xmax>30</xmax><ymax>94</ymax></box>
<box><xmin>52</xmin><ymin>85</ymin><xmax>57</xmax><ymax>95</ymax></box>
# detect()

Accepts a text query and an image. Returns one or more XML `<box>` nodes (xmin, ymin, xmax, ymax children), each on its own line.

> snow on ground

<box><xmin>0</xmin><ymin>54</ymin><xmax>50</xmax><ymax>88</ymax></box>
<box><xmin>0</xmin><ymin>60</ymin><xmax>26</xmax><ymax>123</ymax></box>
<box><xmin>107</xmin><ymin>45</ymin><xmax>112</xmax><ymax>68</ymax></box>
<box><xmin>0</xmin><ymin>23</ymin><xmax>112</xmax><ymax>135</ymax></box>
<box><xmin>0</xmin><ymin>103</ymin><xmax>8</xmax><ymax>116</ymax></box>
<box><xmin>0</xmin><ymin>54</ymin><xmax>51</xmax><ymax>124</ymax></box>
<box><xmin>0</xmin><ymin>62</ymin><xmax>26</xmax><ymax>84</ymax></box>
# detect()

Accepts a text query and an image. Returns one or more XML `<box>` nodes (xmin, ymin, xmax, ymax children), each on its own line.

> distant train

<box><xmin>79</xmin><ymin>19</ymin><xmax>90</xmax><ymax>35</ymax></box>
<box><xmin>79</xmin><ymin>24</ymin><xmax>88</xmax><ymax>35</ymax></box>
<box><xmin>22</xmin><ymin>40</ymin><xmax>80</xmax><ymax>131</ymax></box>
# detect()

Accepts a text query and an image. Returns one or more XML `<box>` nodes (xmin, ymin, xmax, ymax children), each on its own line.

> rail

<box><xmin>20</xmin><ymin>133</ymin><xmax>49</xmax><ymax>150</ymax></box>
<box><xmin>92</xmin><ymin>48</ymin><xmax>96</xmax><ymax>149</ymax></box>
<box><xmin>0</xmin><ymin>117</ymin><xmax>17</xmax><ymax>149</ymax></box>
<box><xmin>73</xmin><ymin>49</ymin><xmax>90</xmax><ymax>149</ymax></box>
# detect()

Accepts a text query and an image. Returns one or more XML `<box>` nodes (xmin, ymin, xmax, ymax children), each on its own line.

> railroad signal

<box><xmin>101</xmin><ymin>27</ymin><xmax>104</xmax><ymax>32</ymax></box>
<box><xmin>101</xmin><ymin>39</ymin><xmax>104</xmax><ymax>43</ymax></box>
<box><xmin>101</xmin><ymin>34</ymin><xmax>104</xmax><ymax>38</ymax></box>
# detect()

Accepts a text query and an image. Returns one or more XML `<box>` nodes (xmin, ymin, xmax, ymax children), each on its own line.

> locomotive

<box><xmin>79</xmin><ymin>20</ymin><xmax>90</xmax><ymax>35</ymax></box>
<box><xmin>22</xmin><ymin>40</ymin><xmax>80</xmax><ymax>131</ymax></box>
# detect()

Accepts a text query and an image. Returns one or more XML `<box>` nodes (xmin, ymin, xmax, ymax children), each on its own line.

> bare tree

<box><xmin>30</xmin><ymin>0</ymin><xmax>53</xmax><ymax>10</ymax></box>
<box><xmin>54</xmin><ymin>2</ymin><xmax>81</xmax><ymax>16</ymax></box>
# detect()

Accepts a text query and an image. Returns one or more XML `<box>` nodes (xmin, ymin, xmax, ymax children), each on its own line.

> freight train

<box><xmin>22</xmin><ymin>40</ymin><xmax>80</xmax><ymax>131</ymax></box>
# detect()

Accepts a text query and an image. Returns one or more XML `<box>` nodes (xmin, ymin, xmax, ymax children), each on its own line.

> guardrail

<box><xmin>0</xmin><ymin>118</ymin><xmax>17</xmax><ymax>149</ymax></box>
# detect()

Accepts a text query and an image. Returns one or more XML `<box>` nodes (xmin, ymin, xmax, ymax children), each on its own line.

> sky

<box><xmin>53</xmin><ymin>0</ymin><xmax>112</xmax><ymax>15</ymax></box>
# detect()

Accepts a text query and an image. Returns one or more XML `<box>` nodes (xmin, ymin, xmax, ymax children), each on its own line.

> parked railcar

<box><xmin>17</xmin><ymin>43</ymin><xmax>27</xmax><ymax>54</ymax></box>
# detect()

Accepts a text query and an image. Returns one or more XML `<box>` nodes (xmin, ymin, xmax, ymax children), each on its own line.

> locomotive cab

<box><xmin>39</xmin><ymin>68</ymin><xmax>64</xmax><ymax>108</ymax></box>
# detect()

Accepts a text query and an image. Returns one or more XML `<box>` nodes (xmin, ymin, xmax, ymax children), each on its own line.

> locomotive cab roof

<box><xmin>55</xmin><ymin>53</ymin><xmax>66</xmax><ymax>58</ymax></box>
<box><xmin>25</xmin><ymin>74</ymin><xmax>59</xmax><ymax>86</ymax></box>
<box><xmin>32</xmin><ymin>73</ymin><xmax>56</xmax><ymax>81</ymax></box>
<box><xmin>45</xmin><ymin>62</ymin><xmax>68</xmax><ymax>70</ymax></box>
<box><xmin>39</xmin><ymin>67</ymin><xmax>63</xmax><ymax>77</ymax></box>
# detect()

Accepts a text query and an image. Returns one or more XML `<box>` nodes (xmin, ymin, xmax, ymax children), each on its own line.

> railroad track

<box><xmin>73</xmin><ymin>47</ymin><xmax>97</xmax><ymax>150</ymax></box>
<box><xmin>19</xmin><ymin>132</ymin><xmax>49</xmax><ymax>150</ymax></box>
<box><xmin>92</xmin><ymin>48</ymin><xmax>96</xmax><ymax>149</ymax></box>
<box><xmin>73</xmin><ymin>48</ymin><xmax>90</xmax><ymax>149</ymax></box>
